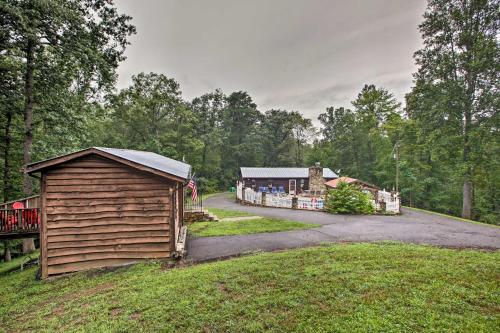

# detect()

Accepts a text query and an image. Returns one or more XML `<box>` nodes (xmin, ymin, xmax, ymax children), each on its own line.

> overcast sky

<box><xmin>115</xmin><ymin>0</ymin><xmax>427</xmax><ymax>122</ymax></box>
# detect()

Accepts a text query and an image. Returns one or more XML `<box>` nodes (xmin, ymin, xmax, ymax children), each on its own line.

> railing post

<box><xmin>17</xmin><ymin>209</ymin><xmax>23</xmax><ymax>229</ymax></box>
<box><xmin>200</xmin><ymin>189</ymin><xmax>203</xmax><ymax>211</ymax></box>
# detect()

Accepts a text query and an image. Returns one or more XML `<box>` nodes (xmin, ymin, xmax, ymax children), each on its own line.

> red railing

<box><xmin>0</xmin><ymin>208</ymin><xmax>40</xmax><ymax>234</ymax></box>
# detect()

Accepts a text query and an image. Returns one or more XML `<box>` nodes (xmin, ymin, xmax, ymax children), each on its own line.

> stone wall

<box><xmin>308</xmin><ymin>163</ymin><xmax>326</xmax><ymax>196</ymax></box>
<box><xmin>184</xmin><ymin>211</ymin><xmax>217</xmax><ymax>223</ymax></box>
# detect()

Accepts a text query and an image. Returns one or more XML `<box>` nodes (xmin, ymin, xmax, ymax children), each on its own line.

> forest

<box><xmin>1</xmin><ymin>0</ymin><xmax>498</xmax><ymax>225</ymax></box>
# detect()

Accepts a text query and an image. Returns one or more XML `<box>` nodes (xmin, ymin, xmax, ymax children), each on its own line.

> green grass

<box><xmin>201</xmin><ymin>192</ymin><xmax>222</xmax><ymax>201</ymax></box>
<box><xmin>206</xmin><ymin>207</ymin><xmax>253</xmax><ymax>219</ymax></box>
<box><xmin>0</xmin><ymin>250</ymin><xmax>39</xmax><ymax>275</ymax></box>
<box><xmin>0</xmin><ymin>243</ymin><xmax>498</xmax><ymax>332</ymax></box>
<box><xmin>404</xmin><ymin>206</ymin><xmax>500</xmax><ymax>228</ymax></box>
<box><xmin>189</xmin><ymin>217</ymin><xmax>319</xmax><ymax>237</ymax></box>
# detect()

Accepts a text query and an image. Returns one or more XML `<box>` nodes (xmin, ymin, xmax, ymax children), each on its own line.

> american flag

<box><xmin>187</xmin><ymin>177</ymin><xmax>198</xmax><ymax>201</ymax></box>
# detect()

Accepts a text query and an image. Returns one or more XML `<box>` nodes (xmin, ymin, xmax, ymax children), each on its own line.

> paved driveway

<box><xmin>187</xmin><ymin>194</ymin><xmax>500</xmax><ymax>261</ymax></box>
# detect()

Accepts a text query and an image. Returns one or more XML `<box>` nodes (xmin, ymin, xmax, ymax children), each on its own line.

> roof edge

<box><xmin>25</xmin><ymin>147</ymin><xmax>187</xmax><ymax>182</ymax></box>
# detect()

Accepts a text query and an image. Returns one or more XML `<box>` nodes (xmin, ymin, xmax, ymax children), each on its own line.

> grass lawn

<box><xmin>0</xmin><ymin>250</ymin><xmax>39</xmax><ymax>275</ymax></box>
<box><xmin>189</xmin><ymin>217</ymin><xmax>319</xmax><ymax>237</ymax></box>
<box><xmin>206</xmin><ymin>207</ymin><xmax>253</xmax><ymax>219</ymax></box>
<box><xmin>0</xmin><ymin>243</ymin><xmax>498</xmax><ymax>332</ymax></box>
<box><xmin>404</xmin><ymin>206</ymin><xmax>500</xmax><ymax>228</ymax></box>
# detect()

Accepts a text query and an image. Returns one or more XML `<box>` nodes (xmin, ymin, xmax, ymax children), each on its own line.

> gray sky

<box><xmin>116</xmin><ymin>0</ymin><xmax>427</xmax><ymax>123</ymax></box>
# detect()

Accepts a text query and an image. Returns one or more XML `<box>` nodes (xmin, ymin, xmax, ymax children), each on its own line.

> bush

<box><xmin>325</xmin><ymin>182</ymin><xmax>374</xmax><ymax>214</ymax></box>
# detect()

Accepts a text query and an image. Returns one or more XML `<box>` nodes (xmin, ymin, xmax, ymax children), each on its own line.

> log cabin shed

<box><xmin>25</xmin><ymin>147</ymin><xmax>191</xmax><ymax>279</ymax></box>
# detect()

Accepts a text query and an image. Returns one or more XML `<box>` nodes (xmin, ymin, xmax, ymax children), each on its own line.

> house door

<box><xmin>289</xmin><ymin>179</ymin><xmax>296</xmax><ymax>195</ymax></box>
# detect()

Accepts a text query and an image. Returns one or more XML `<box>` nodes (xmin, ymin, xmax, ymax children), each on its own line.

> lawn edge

<box><xmin>404</xmin><ymin>206</ymin><xmax>499</xmax><ymax>228</ymax></box>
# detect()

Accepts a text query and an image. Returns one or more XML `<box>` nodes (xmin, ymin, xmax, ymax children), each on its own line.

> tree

<box><xmin>220</xmin><ymin>91</ymin><xmax>262</xmax><ymax>187</ymax></box>
<box><xmin>99</xmin><ymin>73</ymin><xmax>203</xmax><ymax>167</ymax></box>
<box><xmin>412</xmin><ymin>0</ymin><xmax>499</xmax><ymax>218</ymax></box>
<box><xmin>289</xmin><ymin>111</ymin><xmax>315</xmax><ymax>166</ymax></box>
<box><xmin>1</xmin><ymin>0</ymin><xmax>135</xmax><ymax>252</ymax></box>
<box><xmin>1</xmin><ymin>0</ymin><xmax>135</xmax><ymax>194</ymax></box>
<box><xmin>191</xmin><ymin>89</ymin><xmax>226</xmax><ymax>179</ymax></box>
<box><xmin>315</xmin><ymin>85</ymin><xmax>401</xmax><ymax>186</ymax></box>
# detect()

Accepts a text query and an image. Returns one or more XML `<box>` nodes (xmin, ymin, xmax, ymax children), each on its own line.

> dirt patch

<box><xmin>130</xmin><ymin>312</ymin><xmax>142</xmax><ymax>321</ymax></box>
<box><xmin>45</xmin><ymin>282</ymin><xmax>117</xmax><ymax>307</ymax></box>
<box><xmin>110</xmin><ymin>307</ymin><xmax>121</xmax><ymax>317</ymax></box>
<box><xmin>217</xmin><ymin>281</ymin><xmax>229</xmax><ymax>294</ymax></box>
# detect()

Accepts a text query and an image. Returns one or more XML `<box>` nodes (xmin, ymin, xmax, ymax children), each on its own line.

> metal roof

<box><xmin>26</xmin><ymin>147</ymin><xmax>191</xmax><ymax>180</ymax></box>
<box><xmin>95</xmin><ymin>147</ymin><xmax>191</xmax><ymax>180</ymax></box>
<box><xmin>240</xmin><ymin>167</ymin><xmax>337</xmax><ymax>179</ymax></box>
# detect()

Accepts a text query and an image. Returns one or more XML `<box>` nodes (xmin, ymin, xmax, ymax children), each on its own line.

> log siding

<box><xmin>42</xmin><ymin>155</ymin><xmax>174</xmax><ymax>278</ymax></box>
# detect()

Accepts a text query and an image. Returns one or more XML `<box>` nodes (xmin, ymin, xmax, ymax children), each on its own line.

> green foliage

<box><xmin>0</xmin><ymin>0</ymin><xmax>135</xmax><ymax>201</ymax></box>
<box><xmin>1</xmin><ymin>0</ymin><xmax>498</xmax><ymax>226</ymax></box>
<box><xmin>1</xmin><ymin>244</ymin><xmax>498</xmax><ymax>332</ymax></box>
<box><xmin>309</xmin><ymin>0</ymin><xmax>500</xmax><ymax>224</ymax></box>
<box><xmin>325</xmin><ymin>182</ymin><xmax>374</xmax><ymax>214</ymax></box>
<box><xmin>313</xmin><ymin>85</ymin><xmax>401</xmax><ymax>188</ymax></box>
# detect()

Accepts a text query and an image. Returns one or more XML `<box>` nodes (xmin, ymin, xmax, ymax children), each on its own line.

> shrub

<box><xmin>325</xmin><ymin>182</ymin><xmax>374</xmax><ymax>214</ymax></box>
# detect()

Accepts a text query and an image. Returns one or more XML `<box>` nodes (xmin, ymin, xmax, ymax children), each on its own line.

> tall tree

<box><xmin>220</xmin><ymin>91</ymin><xmax>262</xmax><ymax>186</ymax></box>
<box><xmin>412</xmin><ymin>0</ymin><xmax>499</xmax><ymax>218</ymax></box>
<box><xmin>1</xmin><ymin>0</ymin><xmax>135</xmax><ymax>253</ymax></box>
<box><xmin>316</xmin><ymin>85</ymin><xmax>401</xmax><ymax>185</ymax></box>
<box><xmin>191</xmin><ymin>89</ymin><xmax>226</xmax><ymax>178</ymax></box>
<box><xmin>1</xmin><ymin>0</ymin><xmax>135</xmax><ymax>195</ymax></box>
<box><xmin>99</xmin><ymin>73</ymin><xmax>203</xmax><ymax>167</ymax></box>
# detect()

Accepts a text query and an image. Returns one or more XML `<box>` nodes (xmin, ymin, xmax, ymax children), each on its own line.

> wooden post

<box><xmin>292</xmin><ymin>196</ymin><xmax>298</xmax><ymax>209</ymax></box>
<box><xmin>40</xmin><ymin>173</ymin><xmax>48</xmax><ymax>279</ymax></box>
<box><xmin>261</xmin><ymin>192</ymin><xmax>266</xmax><ymax>206</ymax></box>
<box><xmin>169</xmin><ymin>188</ymin><xmax>176</xmax><ymax>254</ymax></box>
<box><xmin>17</xmin><ymin>209</ymin><xmax>23</xmax><ymax>230</ymax></box>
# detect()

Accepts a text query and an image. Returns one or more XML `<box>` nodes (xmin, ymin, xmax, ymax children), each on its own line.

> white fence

<box><xmin>374</xmin><ymin>190</ymin><xmax>400</xmax><ymax>213</ymax></box>
<box><xmin>267</xmin><ymin>195</ymin><xmax>293</xmax><ymax>208</ymax></box>
<box><xmin>237</xmin><ymin>182</ymin><xmax>400</xmax><ymax>214</ymax></box>
<box><xmin>243</xmin><ymin>187</ymin><xmax>262</xmax><ymax>204</ymax></box>
<box><xmin>236</xmin><ymin>183</ymin><xmax>324</xmax><ymax>211</ymax></box>
<box><xmin>297</xmin><ymin>197</ymin><xmax>324</xmax><ymax>210</ymax></box>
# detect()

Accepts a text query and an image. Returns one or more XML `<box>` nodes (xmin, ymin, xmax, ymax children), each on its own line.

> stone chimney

<box><xmin>308</xmin><ymin>162</ymin><xmax>325</xmax><ymax>196</ymax></box>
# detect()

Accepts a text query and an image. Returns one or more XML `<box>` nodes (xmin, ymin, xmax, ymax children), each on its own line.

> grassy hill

<box><xmin>0</xmin><ymin>243</ymin><xmax>498</xmax><ymax>332</ymax></box>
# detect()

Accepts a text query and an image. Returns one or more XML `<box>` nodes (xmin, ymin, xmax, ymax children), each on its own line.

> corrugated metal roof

<box><xmin>240</xmin><ymin>167</ymin><xmax>337</xmax><ymax>179</ymax></box>
<box><xmin>26</xmin><ymin>147</ymin><xmax>191</xmax><ymax>180</ymax></box>
<box><xmin>94</xmin><ymin>147</ymin><xmax>191</xmax><ymax>179</ymax></box>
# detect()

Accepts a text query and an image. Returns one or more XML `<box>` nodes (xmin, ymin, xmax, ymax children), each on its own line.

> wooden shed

<box><xmin>25</xmin><ymin>147</ymin><xmax>191</xmax><ymax>279</ymax></box>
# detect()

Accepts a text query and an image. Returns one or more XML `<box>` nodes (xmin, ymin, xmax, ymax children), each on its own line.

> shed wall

<box><xmin>42</xmin><ymin>155</ymin><xmax>174</xmax><ymax>277</ymax></box>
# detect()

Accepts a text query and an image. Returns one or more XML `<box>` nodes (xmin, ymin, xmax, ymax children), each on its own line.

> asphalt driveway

<box><xmin>187</xmin><ymin>194</ymin><xmax>500</xmax><ymax>261</ymax></box>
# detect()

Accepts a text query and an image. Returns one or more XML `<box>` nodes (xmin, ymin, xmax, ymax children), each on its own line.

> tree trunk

<box><xmin>22</xmin><ymin>36</ymin><xmax>36</xmax><ymax>253</ymax></box>
<box><xmin>462</xmin><ymin>108</ymin><xmax>473</xmax><ymax>219</ymax></box>
<box><xmin>3</xmin><ymin>242</ymin><xmax>11</xmax><ymax>262</ymax></box>
<box><xmin>23</xmin><ymin>239</ymin><xmax>36</xmax><ymax>254</ymax></box>
<box><xmin>23</xmin><ymin>36</ymin><xmax>35</xmax><ymax>195</ymax></box>
<box><xmin>462</xmin><ymin>180</ymin><xmax>472</xmax><ymax>219</ymax></box>
<box><xmin>2</xmin><ymin>110</ymin><xmax>12</xmax><ymax>201</ymax></box>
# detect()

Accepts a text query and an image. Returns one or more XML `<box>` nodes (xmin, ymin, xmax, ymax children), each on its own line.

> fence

<box><xmin>237</xmin><ymin>183</ymin><xmax>400</xmax><ymax>213</ymax></box>
<box><xmin>0</xmin><ymin>195</ymin><xmax>40</xmax><ymax>210</ymax></box>
<box><xmin>184</xmin><ymin>192</ymin><xmax>203</xmax><ymax>212</ymax></box>
<box><xmin>237</xmin><ymin>183</ymin><xmax>324</xmax><ymax>211</ymax></box>
<box><xmin>374</xmin><ymin>190</ymin><xmax>400</xmax><ymax>214</ymax></box>
<box><xmin>297</xmin><ymin>197</ymin><xmax>324</xmax><ymax>210</ymax></box>
<box><xmin>0</xmin><ymin>208</ymin><xmax>40</xmax><ymax>234</ymax></box>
